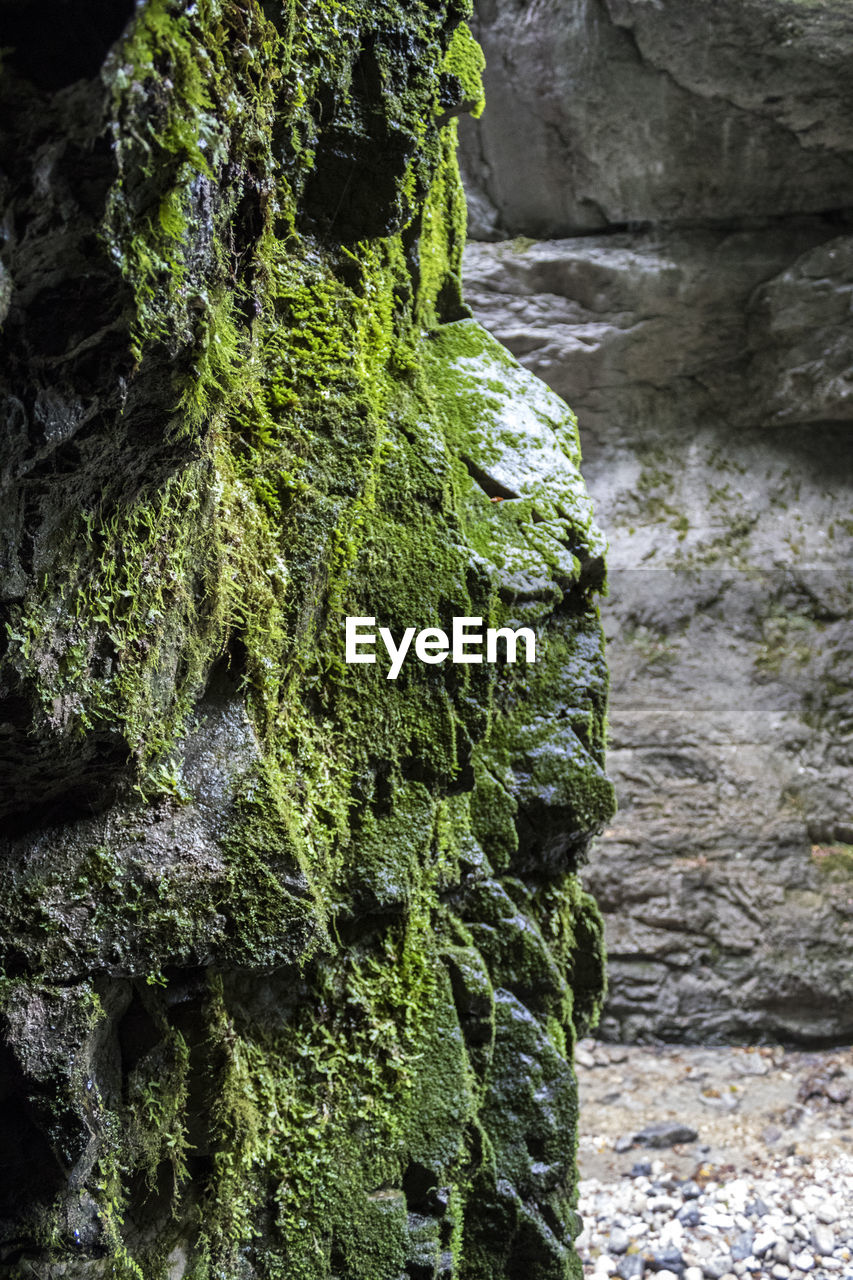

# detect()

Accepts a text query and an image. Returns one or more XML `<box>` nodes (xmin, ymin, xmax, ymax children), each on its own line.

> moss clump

<box><xmin>0</xmin><ymin>0</ymin><xmax>612</xmax><ymax>1275</ymax></box>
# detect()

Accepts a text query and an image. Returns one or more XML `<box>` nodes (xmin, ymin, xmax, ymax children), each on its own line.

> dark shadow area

<box><xmin>0</xmin><ymin>0</ymin><xmax>136</xmax><ymax>90</ymax></box>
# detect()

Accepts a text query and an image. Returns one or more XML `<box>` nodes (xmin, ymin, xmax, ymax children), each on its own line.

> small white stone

<box><xmin>593</xmin><ymin>1254</ymin><xmax>616</xmax><ymax>1276</ymax></box>
<box><xmin>792</xmin><ymin>1250</ymin><xmax>815</xmax><ymax>1271</ymax></box>
<box><xmin>685</xmin><ymin>1269</ymin><xmax>704</xmax><ymax>1280</ymax></box>
<box><xmin>816</xmin><ymin>1202</ymin><xmax>838</xmax><ymax>1225</ymax></box>
<box><xmin>809</xmin><ymin>1218</ymin><xmax>835</xmax><ymax>1249</ymax></box>
<box><xmin>753</xmin><ymin>1230</ymin><xmax>778</xmax><ymax>1257</ymax></box>
<box><xmin>703</xmin><ymin>1211</ymin><xmax>735</xmax><ymax>1229</ymax></box>
<box><xmin>655</xmin><ymin>1272</ymin><xmax>680</xmax><ymax>1280</ymax></box>
<box><xmin>789</xmin><ymin>1198</ymin><xmax>807</xmax><ymax>1219</ymax></box>
<box><xmin>607</xmin><ymin>1228</ymin><xmax>630</xmax><ymax>1256</ymax></box>
<box><xmin>770</xmin><ymin>1266</ymin><xmax>790</xmax><ymax>1280</ymax></box>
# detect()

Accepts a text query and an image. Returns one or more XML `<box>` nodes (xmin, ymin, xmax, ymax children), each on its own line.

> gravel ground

<box><xmin>575</xmin><ymin>1040</ymin><xmax>853</xmax><ymax>1280</ymax></box>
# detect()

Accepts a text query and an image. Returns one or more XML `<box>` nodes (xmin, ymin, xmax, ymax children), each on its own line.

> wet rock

<box><xmin>0</xmin><ymin>0</ymin><xmax>611</xmax><ymax>1274</ymax></box>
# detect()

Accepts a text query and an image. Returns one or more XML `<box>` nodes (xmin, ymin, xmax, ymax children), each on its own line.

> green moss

<box><xmin>811</xmin><ymin>842</ymin><xmax>853</xmax><ymax>878</ymax></box>
<box><xmin>0</xmin><ymin>0</ymin><xmax>612</xmax><ymax>1274</ymax></box>
<box><xmin>442</xmin><ymin>22</ymin><xmax>486</xmax><ymax>119</ymax></box>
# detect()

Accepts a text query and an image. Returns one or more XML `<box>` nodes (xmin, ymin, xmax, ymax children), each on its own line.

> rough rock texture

<box><xmin>459</xmin><ymin>0</ymin><xmax>853</xmax><ymax>240</ymax></box>
<box><xmin>459</xmin><ymin>0</ymin><xmax>853</xmax><ymax>1042</ymax></box>
<box><xmin>0</xmin><ymin>1</ymin><xmax>613</xmax><ymax>1276</ymax></box>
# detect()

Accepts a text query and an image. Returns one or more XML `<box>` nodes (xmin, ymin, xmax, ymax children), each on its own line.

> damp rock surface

<box><xmin>0</xmin><ymin>1</ymin><xmax>611</xmax><ymax>1276</ymax></box>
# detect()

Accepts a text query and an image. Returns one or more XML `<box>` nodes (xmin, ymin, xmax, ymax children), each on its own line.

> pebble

<box><xmin>635</xmin><ymin>1122</ymin><xmax>700</xmax><ymax>1149</ymax></box>
<box><xmin>608</xmin><ymin>1228</ymin><xmax>631</xmax><ymax>1255</ymax></box>
<box><xmin>812</xmin><ymin>1222</ymin><xmax>834</xmax><ymax>1255</ymax></box>
<box><xmin>577</xmin><ymin>1151</ymin><xmax>853</xmax><ymax>1280</ymax></box>
<box><xmin>730</xmin><ymin>1231</ymin><xmax>754</xmax><ymax>1262</ymax></box>
<box><xmin>703</xmin><ymin>1256</ymin><xmax>734</xmax><ymax>1279</ymax></box>
<box><xmin>652</xmin><ymin>1245</ymin><xmax>685</xmax><ymax>1274</ymax></box>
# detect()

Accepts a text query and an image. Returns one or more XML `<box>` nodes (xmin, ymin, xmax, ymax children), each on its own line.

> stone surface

<box><xmin>463</xmin><ymin>230</ymin><xmax>853</xmax><ymax>1043</ymax></box>
<box><xmin>0</xmin><ymin>1</ymin><xmax>612</xmax><ymax>1275</ymax></box>
<box><xmin>575</xmin><ymin>1041</ymin><xmax>853</xmax><ymax>1280</ymax></box>
<box><xmin>459</xmin><ymin>0</ymin><xmax>853</xmax><ymax>239</ymax></box>
<box><xmin>460</xmin><ymin>0</ymin><xmax>853</xmax><ymax>1042</ymax></box>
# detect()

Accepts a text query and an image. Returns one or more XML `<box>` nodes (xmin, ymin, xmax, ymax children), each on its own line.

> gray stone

<box><xmin>461</xmin><ymin>0</ymin><xmax>853</xmax><ymax>1045</ymax></box>
<box><xmin>459</xmin><ymin>0</ymin><xmax>853</xmax><ymax>238</ymax></box>
<box><xmin>731</xmin><ymin>1231</ymin><xmax>755</xmax><ymax>1262</ymax></box>
<box><xmin>703</xmin><ymin>1259</ymin><xmax>734</xmax><ymax>1280</ymax></box>
<box><xmin>463</xmin><ymin>230</ymin><xmax>853</xmax><ymax>1049</ymax></box>
<box><xmin>652</xmin><ymin>1246</ymin><xmax>685</xmax><ymax>1276</ymax></box>
<box><xmin>609</xmin><ymin>1228</ymin><xmax>631</xmax><ymax>1255</ymax></box>
<box><xmin>635</xmin><ymin>1122</ymin><xmax>699</xmax><ymax>1149</ymax></box>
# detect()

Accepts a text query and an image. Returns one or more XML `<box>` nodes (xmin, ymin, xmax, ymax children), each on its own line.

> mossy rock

<box><xmin>0</xmin><ymin>0</ymin><xmax>612</xmax><ymax>1275</ymax></box>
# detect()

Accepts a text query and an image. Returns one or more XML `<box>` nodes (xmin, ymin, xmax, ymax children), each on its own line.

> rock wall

<box><xmin>459</xmin><ymin>0</ymin><xmax>853</xmax><ymax>1043</ymax></box>
<box><xmin>0</xmin><ymin>1</ymin><xmax>612</xmax><ymax>1276</ymax></box>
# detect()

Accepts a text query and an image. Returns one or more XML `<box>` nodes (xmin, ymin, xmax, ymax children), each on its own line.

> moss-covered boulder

<box><xmin>0</xmin><ymin>1</ymin><xmax>613</xmax><ymax>1275</ymax></box>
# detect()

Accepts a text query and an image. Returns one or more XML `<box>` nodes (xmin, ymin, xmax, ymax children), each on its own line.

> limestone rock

<box><xmin>463</xmin><ymin>229</ymin><xmax>853</xmax><ymax>1043</ymax></box>
<box><xmin>459</xmin><ymin>0</ymin><xmax>853</xmax><ymax>237</ymax></box>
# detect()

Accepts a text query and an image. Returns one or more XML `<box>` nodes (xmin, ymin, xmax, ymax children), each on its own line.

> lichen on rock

<box><xmin>0</xmin><ymin>1</ymin><xmax>613</xmax><ymax>1275</ymax></box>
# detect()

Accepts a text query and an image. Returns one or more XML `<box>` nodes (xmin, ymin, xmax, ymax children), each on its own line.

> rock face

<box><xmin>0</xmin><ymin>1</ymin><xmax>613</xmax><ymax>1276</ymax></box>
<box><xmin>460</xmin><ymin>0</ymin><xmax>853</xmax><ymax>240</ymax></box>
<box><xmin>459</xmin><ymin>0</ymin><xmax>853</xmax><ymax>1042</ymax></box>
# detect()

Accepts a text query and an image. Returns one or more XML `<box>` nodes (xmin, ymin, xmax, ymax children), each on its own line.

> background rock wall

<box><xmin>459</xmin><ymin>0</ymin><xmax>853</xmax><ymax>1044</ymax></box>
<box><xmin>0</xmin><ymin>1</ymin><xmax>612</xmax><ymax>1276</ymax></box>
